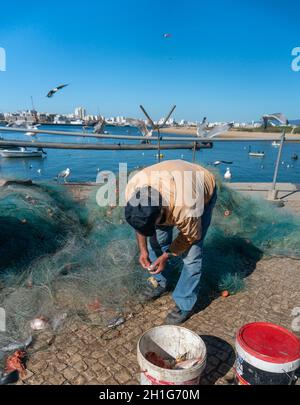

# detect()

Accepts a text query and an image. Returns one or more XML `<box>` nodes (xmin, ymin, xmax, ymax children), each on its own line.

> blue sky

<box><xmin>0</xmin><ymin>0</ymin><xmax>300</xmax><ymax>121</ymax></box>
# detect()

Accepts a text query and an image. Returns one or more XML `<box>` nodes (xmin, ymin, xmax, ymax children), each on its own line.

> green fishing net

<box><xmin>0</xmin><ymin>178</ymin><xmax>299</xmax><ymax>351</ymax></box>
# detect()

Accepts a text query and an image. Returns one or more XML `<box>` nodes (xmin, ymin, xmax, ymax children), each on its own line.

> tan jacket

<box><xmin>125</xmin><ymin>160</ymin><xmax>216</xmax><ymax>255</ymax></box>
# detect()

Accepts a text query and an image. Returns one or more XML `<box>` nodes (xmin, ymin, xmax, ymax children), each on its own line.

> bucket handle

<box><xmin>282</xmin><ymin>369</ymin><xmax>297</xmax><ymax>385</ymax></box>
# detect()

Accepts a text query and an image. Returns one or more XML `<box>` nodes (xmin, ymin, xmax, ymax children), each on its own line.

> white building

<box><xmin>74</xmin><ymin>107</ymin><xmax>86</xmax><ymax>119</ymax></box>
<box><xmin>165</xmin><ymin>117</ymin><xmax>176</xmax><ymax>126</ymax></box>
<box><xmin>54</xmin><ymin>115</ymin><xmax>68</xmax><ymax>124</ymax></box>
<box><xmin>116</xmin><ymin>116</ymin><xmax>126</xmax><ymax>124</ymax></box>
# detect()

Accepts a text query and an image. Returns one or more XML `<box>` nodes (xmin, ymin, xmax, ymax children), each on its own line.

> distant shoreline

<box><xmin>160</xmin><ymin>127</ymin><xmax>299</xmax><ymax>141</ymax></box>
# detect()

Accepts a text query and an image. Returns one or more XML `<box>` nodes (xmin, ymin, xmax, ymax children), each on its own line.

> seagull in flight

<box><xmin>127</xmin><ymin>118</ymin><xmax>153</xmax><ymax>138</ymax></box>
<box><xmin>6</xmin><ymin>121</ymin><xmax>39</xmax><ymax>137</ymax></box>
<box><xmin>262</xmin><ymin>113</ymin><xmax>288</xmax><ymax>129</ymax></box>
<box><xmin>47</xmin><ymin>84</ymin><xmax>69</xmax><ymax>98</ymax></box>
<box><xmin>6</xmin><ymin>120</ymin><xmax>28</xmax><ymax>128</ymax></box>
<box><xmin>197</xmin><ymin>119</ymin><xmax>232</xmax><ymax>139</ymax></box>
<box><xmin>57</xmin><ymin>168</ymin><xmax>71</xmax><ymax>183</ymax></box>
<box><xmin>93</xmin><ymin>117</ymin><xmax>106</xmax><ymax>134</ymax></box>
<box><xmin>196</xmin><ymin>117</ymin><xmax>207</xmax><ymax>136</ymax></box>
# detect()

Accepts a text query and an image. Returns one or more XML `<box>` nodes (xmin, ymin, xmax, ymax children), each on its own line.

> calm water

<box><xmin>0</xmin><ymin>125</ymin><xmax>299</xmax><ymax>183</ymax></box>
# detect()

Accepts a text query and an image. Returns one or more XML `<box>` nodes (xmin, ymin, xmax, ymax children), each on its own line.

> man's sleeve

<box><xmin>168</xmin><ymin>218</ymin><xmax>202</xmax><ymax>256</ymax></box>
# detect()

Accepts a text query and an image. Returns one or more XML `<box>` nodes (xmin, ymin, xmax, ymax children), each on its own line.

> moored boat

<box><xmin>249</xmin><ymin>151</ymin><xmax>265</xmax><ymax>157</ymax></box>
<box><xmin>0</xmin><ymin>147</ymin><xmax>44</xmax><ymax>158</ymax></box>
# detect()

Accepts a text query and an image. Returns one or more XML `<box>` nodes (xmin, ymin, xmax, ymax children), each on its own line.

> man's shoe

<box><xmin>140</xmin><ymin>277</ymin><xmax>168</xmax><ymax>301</ymax></box>
<box><xmin>164</xmin><ymin>306</ymin><xmax>193</xmax><ymax>325</ymax></box>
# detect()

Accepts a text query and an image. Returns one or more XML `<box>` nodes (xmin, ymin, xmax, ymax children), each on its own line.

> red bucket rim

<box><xmin>237</xmin><ymin>322</ymin><xmax>300</xmax><ymax>364</ymax></box>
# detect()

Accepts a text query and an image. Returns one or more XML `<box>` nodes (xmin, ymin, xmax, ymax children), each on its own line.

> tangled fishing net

<box><xmin>0</xmin><ymin>176</ymin><xmax>300</xmax><ymax>353</ymax></box>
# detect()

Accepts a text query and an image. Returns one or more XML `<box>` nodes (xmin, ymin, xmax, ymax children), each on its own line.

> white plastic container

<box><xmin>137</xmin><ymin>325</ymin><xmax>207</xmax><ymax>385</ymax></box>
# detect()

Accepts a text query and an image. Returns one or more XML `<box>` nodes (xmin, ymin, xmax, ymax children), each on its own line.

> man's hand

<box><xmin>149</xmin><ymin>252</ymin><xmax>169</xmax><ymax>275</ymax></box>
<box><xmin>139</xmin><ymin>251</ymin><xmax>151</xmax><ymax>270</ymax></box>
<box><xmin>136</xmin><ymin>232</ymin><xmax>151</xmax><ymax>269</ymax></box>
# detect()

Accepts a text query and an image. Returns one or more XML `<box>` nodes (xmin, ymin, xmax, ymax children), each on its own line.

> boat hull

<box><xmin>249</xmin><ymin>153</ymin><xmax>264</xmax><ymax>157</ymax></box>
<box><xmin>0</xmin><ymin>150</ymin><xmax>43</xmax><ymax>158</ymax></box>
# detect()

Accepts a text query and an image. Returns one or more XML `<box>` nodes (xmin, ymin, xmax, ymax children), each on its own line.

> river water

<box><xmin>0</xmin><ymin>125</ymin><xmax>299</xmax><ymax>183</ymax></box>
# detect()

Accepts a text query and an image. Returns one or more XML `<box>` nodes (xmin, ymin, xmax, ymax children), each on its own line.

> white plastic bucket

<box><xmin>137</xmin><ymin>325</ymin><xmax>207</xmax><ymax>385</ymax></box>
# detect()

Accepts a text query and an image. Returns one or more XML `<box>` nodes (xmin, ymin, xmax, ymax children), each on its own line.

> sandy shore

<box><xmin>159</xmin><ymin>127</ymin><xmax>299</xmax><ymax>141</ymax></box>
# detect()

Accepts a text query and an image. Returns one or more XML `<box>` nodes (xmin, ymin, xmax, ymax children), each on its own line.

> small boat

<box><xmin>213</xmin><ymin>160</ymin><xmax>233</xmax><ymax>166</ymax></box>
<box><xmin>155</xmin><ymin>153</ymin><xmax>164</xmax><ymax>159</ymax></box>
<box><xmin>0</xmin><ymin>147</ymin><xmax>44</xmax><ymax>158</ymax></box>
<box><xmin>70</xmin><ymin>119</ymin><xmax>84</xmax><ymax>125</ymax></box>
<box><xmin>248</xmin><ymin>146</ymin><xmax>265</xmax><ymax>157</ymax></box>
<box><xmin>249</xmin><ymin>151</ymin><xmax>265</xmax><ymax>157</ymax></box>
<box><xmin>271</xmin><ymin>141</ymin><xmax>280</xmax><ymax>148</ymax></box>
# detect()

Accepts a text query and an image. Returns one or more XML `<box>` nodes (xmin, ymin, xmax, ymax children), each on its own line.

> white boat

<box><xmin>0</xmin><ymin>147</ymin><xmax>44</xmax><ymax>158</ymax></box>
<box><xmin>272</xmin><ymin>141</ymin><xmax>280</xmax><ymax>148</ymax></box>
<box><xmin>249</xmin><ymin>151</ymin><xmax>265</xmax><ymax>157</ymax></box>
<box><xmin>248</xmin><ymin>146</ymin><xmax>265</xmax><ymax>157</ymax></box>
<box><xmin>155</xmin><ymin>153</ymin><xmax>164</xmax><ymax>159</ymax></box>
<box><xmin>70</xmin><ymin>119</ymin><xmax>84</xmax><ymax>125</ymax></box>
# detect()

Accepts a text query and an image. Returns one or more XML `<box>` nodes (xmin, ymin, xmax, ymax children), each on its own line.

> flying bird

<box><xmin>6</xmin><ymin>121</ymin><xmax>39</xmax><ymax>137</ymax></box>
<box><xmin>262</xmin><ymin>113</ymin><xmax>288</xmax><ymax>129</ymax></box>
<box><xmin>93</xmin><ymin>117</ymin><xmax>106</xmax><ymax>134</ymax></box>
<box><xmin>47</xmin><ymin>84</ymin><xmax>69</xmax><ymax>98</ymax></box>
<box><xmin>25</xmin><ymin>124</ymin><xmax>40</xmax><ymax>137</ymax></box>
<box><xmin>57</xmin><ymin>168</ymin><xmax>71</xmax><ymax>183</ymax></box>
<box><xmin>127</xmin><ymin>118</ymin><xmax>153</xmax><ymax>138</ymax></box>
<box><xmin>197</xmin><ymin>120</ymin><xmax>232</xmax><ymax>139</ymax></box>
<box><xmin>196</xmin><ymin>117</ymin><xmax>208</xmax><ymax>136</ymax></box>
<box><xmin>6</xmin><ymin>120</ymin><xmax>28</xmax><ymax>128</ymax></box>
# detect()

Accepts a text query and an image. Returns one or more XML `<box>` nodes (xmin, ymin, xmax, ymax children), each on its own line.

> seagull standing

<box><xmin>127</xmin><ymin>118</ymin><xmax>153</xmax><ymax>138</ymax></box>
<box><xmin>57</xmin><ymin>168</ymin><xmax>71</xmax><ymax>183</ymax></box>
<box><xmin>224</xmin><ymin>168</ymin><xmax>232</xmax><ymax>180</ymax></box>
<box><xmin>47</xmin><ymin>84</ymin><xmax>69</xmax><ymax>98</ymax></box>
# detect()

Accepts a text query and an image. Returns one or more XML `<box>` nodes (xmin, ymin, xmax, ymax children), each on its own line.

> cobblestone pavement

<box><xmin>13</xmin><ymin>189</ymin><xmax>300</xmax><ymax>385</ymax></box>
<box><xmin>16</xmin><ymin>257</ymin><xmax>300</xmax><ymax>386</ymax></box>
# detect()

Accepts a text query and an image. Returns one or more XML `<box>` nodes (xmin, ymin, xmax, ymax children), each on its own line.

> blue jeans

<box><xmin>148</xmin><ymin>188</ymin><xmax>217</xmax><ymax>312</ymax></box>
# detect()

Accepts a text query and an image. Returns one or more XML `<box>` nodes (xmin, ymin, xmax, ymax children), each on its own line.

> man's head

<box><xmin>125</xmin><ymin>186</ymin><xmax>162</xmax><ymax>237</ymax></box>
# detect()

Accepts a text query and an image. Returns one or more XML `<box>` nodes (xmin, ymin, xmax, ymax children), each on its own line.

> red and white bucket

<box><xmin>235</xmin><ymin>322</ymin><xmax>300</xmax><ymax>385</ymax></box>
<box><xmin>137</xmin><ymin>326</ymin><xmax>207</xmax><ymax>385</ymax></box>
